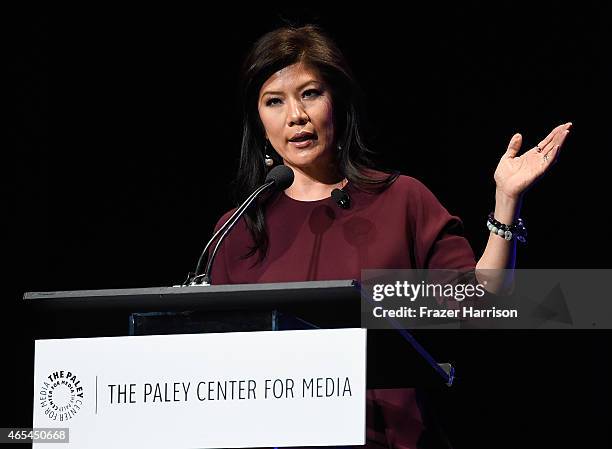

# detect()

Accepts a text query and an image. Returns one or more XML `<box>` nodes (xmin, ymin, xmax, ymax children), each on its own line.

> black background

<box><xmin>6</xmin><ymin>3</ymin><xmax>611</xmax><ymax>448</ymax></box>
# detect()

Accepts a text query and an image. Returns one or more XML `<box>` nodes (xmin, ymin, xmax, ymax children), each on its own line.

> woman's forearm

<box><xmin>475</xmin><ymin>190</ymin><xmax>522</xmax><ymax>292</ymax></box>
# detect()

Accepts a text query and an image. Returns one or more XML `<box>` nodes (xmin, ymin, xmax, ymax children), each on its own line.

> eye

<box><xmin>265</xmin><ymin>97</ymin><xmax>282</xmax><ymax>107</ymax></box>
<box><xmin>303</xmin><ymin>89</ymin><xmax>322</xmax><ymax>99</ymax></box>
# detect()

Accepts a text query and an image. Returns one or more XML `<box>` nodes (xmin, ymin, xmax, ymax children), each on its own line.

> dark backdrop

<box><xmin>7</xmin><ymin>3</ymin><xmax>611</xmax><ymax>448</ymax></box>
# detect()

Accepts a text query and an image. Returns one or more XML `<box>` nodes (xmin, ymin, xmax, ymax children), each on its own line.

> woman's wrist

<box><xmin>494</xmin><ymin>189</ymin><xmax>522</xmax><ymax>224</ymax></box>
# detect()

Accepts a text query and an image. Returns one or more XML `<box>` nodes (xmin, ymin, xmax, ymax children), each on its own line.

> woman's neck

<box><xmin>283</xmin><ymin>164</ymin><xmax>346</xmax><ymax>201</ymax></box>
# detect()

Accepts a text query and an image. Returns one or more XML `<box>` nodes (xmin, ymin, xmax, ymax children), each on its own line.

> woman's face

<box><xmin>258</xmin><ymin>63</ymin><xmax>335</xmax><ymax>173</ymax></box>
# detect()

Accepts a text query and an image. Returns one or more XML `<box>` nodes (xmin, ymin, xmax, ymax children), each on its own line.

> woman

<box><xmin>209</xmin><ymin>25</ymin><xmax>571</xmax><ymax>448</ymax></box>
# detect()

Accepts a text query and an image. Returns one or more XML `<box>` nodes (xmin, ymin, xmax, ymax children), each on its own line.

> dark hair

<box><xmin>235</xmin><ymin>24</ymin><xmax>397</xmax><ymax>260</ymax></box>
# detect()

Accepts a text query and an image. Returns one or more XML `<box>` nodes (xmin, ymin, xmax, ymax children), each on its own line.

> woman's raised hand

<box><xmin>494</xmin><ymin>122</ymin><xmax>572</xmax><ymax>200</ymax></box>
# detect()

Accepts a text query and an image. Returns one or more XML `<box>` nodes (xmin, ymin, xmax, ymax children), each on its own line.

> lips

<box><xmin>289</xmin><ymin>131</ymin><xmax>316</xmax><ymax>142</ymax></box>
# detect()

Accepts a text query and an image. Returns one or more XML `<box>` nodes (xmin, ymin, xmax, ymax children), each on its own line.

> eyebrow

<box><xmin>260</xmin><ymin>80</ymin><xmax>322</xmax><ymax>98</ymax></box>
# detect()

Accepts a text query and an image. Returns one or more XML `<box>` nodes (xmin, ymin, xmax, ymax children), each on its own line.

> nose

<box><xmin>287</xmin><ymin>98</ymin><xmax>309</xmax><ymax>126</ymax></box>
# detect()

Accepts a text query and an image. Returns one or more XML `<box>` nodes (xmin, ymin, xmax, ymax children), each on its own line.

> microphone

<box><xmin>184</xmin><ymin>165</ymin><xmax>294</xmax><ymax>286</ymax></box>
<box><xmin>331</xmin><ymin>188</ymin><xmax>351</xmax><ymax>209</ymax></box>
<box><xmin>264</xmin><ymin>164</ymin><xmax>294</xmax><ymax>191</ymax></box>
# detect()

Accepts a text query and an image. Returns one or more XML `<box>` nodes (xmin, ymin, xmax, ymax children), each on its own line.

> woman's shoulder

<box><xmin>392</xmin><ymin>175</ymin><xmax>445</xmax><ymax>205</ymax></box>
<box><xmin>358</xmin><ymin>172</ymin><xmax>448</xmax><ymax>215</ymax></box>
<box><xmin>390</xmin><ymin>174</ymin><xmax>429</xmax><ymax>191</ymax></box>
<box><xmin>213</xmin><ymin>207</ymin><xmax>238</xmax><ymax>232</ymax></box>
<box><xmin>359</xmin><ymin>170</ymin><xmax>434</xmax><ymax>197</ymax></box>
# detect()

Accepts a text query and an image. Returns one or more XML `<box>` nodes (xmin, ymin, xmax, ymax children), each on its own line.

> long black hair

<box><xmin>236</xmin><ymin>24</ymin><xmax>397</xmax><ymax>260</ymax></box>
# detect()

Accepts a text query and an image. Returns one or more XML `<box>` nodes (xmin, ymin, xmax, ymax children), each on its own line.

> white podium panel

<box><xmin>33</xmin><ymin>328</ymin><xmax>366</xmax><ymax>448</ymax></box>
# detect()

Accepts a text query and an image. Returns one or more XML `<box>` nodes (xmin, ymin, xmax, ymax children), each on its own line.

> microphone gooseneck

<box><xmin>186</xmin><ymin>166</ymin><xmax>294</xmax><ymax>286</ymax></box>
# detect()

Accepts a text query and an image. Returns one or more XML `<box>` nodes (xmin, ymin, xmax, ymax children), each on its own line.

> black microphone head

<box><xmin>265</xmin><ymin>165</ymin><xmax>294</xmax><ymax>191</ymax></box>
<box><xmin>331</xmin><ymin>188</ymin><xmax>351</xmax><ymax>209</ymax></box>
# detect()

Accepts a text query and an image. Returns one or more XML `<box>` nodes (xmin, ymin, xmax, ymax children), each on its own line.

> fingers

<box><xmin>537</xmin><ymin>124</ymin><xmax>563</xmax><ymax>149</ymax></box>
<box><xmin>541</xmin><ymin>123</ymin><xmax>571</xmax><ymax>157</ymax></box>
<box><xmin>504</xmin><ymin>133</ymin><xmax>522</xmax><ymax>158</ymax></box>
<box><xmin>502</xmin><ymin>123</ymin><xmax>571</xmax><ymax>164</ymax></box>
<box><xmin>540</xmin><ymin>123</ymin><xmax>571</xmax><ymax>167</ymax></box>
<box><xmin>537</xmin><ymin>122</ymin><xmax>572</xmax><ymax>151</ymax></box>
<box><xmin>541</xmin><ymin>144</ymin><xmax>561</xmax><ymax>167</ymax></box>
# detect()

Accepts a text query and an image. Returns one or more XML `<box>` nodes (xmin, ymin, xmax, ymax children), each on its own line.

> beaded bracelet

<box><xmin>487</xmin><ymin>212</ymin><xmax>527</xmax><ymax>243</ymax></box>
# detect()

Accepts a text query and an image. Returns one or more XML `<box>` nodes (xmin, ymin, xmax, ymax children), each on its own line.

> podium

<box><xmin>26</xmin><ymin>280</ymin><xmax>458</xmax><ymax>448</ymax></box>
<box><xmin>25</xmin><ymin>280</ymin><xmax>454</xmax><ymax>389</ymax></box>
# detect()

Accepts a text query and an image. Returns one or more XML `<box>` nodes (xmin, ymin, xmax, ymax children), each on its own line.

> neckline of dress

<box><xmin>280</xmin><ymin>181</ymin><xmax>351</xmax><ymax>204</ymax></box>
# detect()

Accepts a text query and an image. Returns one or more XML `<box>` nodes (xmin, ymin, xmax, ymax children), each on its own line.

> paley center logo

<box><xmin>39</xmin><ymin>370</ymin><xmax>84</xmax><ymax>421</ymax></box>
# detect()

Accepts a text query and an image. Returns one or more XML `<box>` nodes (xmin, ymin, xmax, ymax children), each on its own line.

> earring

<box><xmin>337</xmin><ymin>143</ymin><xmax>343</xmax><ymax>151</ymax></box>
<box><xmin>264</xmin><ymin>140</ymin><xmax>274</xmax><ymax>167</ymax></box>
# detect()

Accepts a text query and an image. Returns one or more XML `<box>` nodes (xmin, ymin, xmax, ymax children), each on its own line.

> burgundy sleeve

<box><xmin>409</xmin><ymin>178</ymin><xmax>477</xmax><ymax>270</ymax></box>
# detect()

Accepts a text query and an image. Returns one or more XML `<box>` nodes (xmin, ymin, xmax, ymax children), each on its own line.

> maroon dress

<box><xmin>211</xmin><ymin>175</ymin><xmax>476</xmax><ymax>448</ymax></box>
